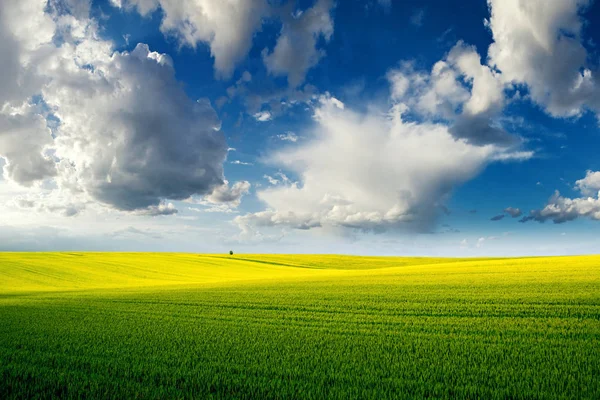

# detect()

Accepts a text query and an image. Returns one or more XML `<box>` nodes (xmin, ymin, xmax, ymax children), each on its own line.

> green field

<box><xmin>1</xmin><ymin>253</ymin><xmax>599</xmax><ymax>399</ymax></box>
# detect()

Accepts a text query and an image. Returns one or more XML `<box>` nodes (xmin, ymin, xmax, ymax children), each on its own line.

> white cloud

<box><xmin>263</xmin><ymin>172</ymin><xmax>291</xmax><ymax>186</ymax></box>
<box><xmin>263</xmin><ymin>0</ymin><xmax>335</xmax><ymax>87</ymax></box>
<box><xmin>486</xmin><ymin>0</ymin><xmax>599</xmax><ymax>117</ymax></box>
<box><xmin>113</xmin><ymin>0</ymin><xmax>335</xmax><ymax>85</ymax></box>
<box><xmin>236</xmin><ymin>94</ymin><xmax>529</xmax><ymax>234</ymax></box>
<box><xmin>230</xmin><ymin>160</ymin><xmax>254</xmax><ymax>166</ymax></box>
<box><xmin>254</xmin><ymin>111</ymin><xmax>273</xmax><ymax>122</ymax></box>
<box><xmin>112</xmin><ymin>0</ymin><xmax>270</xmax><ymax>79</ymax></box>
<box><xmin>388</xmin><ymin>41</ymin><xmax>523</xmax><ymax>147</ymax></box>
<box><xmin>575</xmin><ymin>170</ymin><xmax>600</xmax><ymax>197</ymax></box>
<box><xmin>276</xmin><ymin>132</ymin><xmax>299</xmax><ymax>142</ymax></box>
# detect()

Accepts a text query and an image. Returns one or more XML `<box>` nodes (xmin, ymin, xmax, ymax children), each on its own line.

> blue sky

<box><xmin>1</xmin><ymin>0</ymin><xmax>600</xmax><ymax>255</ymax></box>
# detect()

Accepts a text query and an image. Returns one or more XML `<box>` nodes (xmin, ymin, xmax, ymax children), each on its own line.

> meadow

<box><xmin>0</xmin><ymin>252</ymin><xmax>599</xmax><ymax>399</ymax></box>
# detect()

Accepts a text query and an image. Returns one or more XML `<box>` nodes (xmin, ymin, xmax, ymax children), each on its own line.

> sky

<box><xmin>2</xmin><ymin>0</ymin><xmax>600</xmax><ymax>256</ymax></box>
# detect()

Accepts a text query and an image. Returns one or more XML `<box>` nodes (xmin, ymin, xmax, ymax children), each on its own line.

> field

<box><xmin>1</xmin><ymin>253</ymin><xmax>599</xmax><ymax>399</ymax></box>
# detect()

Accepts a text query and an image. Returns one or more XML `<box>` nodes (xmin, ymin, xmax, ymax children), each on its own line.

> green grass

<box><xmin>1</xmin><ymin>253</ymin><xmax>599</xmax><ymax>399</ymax></box>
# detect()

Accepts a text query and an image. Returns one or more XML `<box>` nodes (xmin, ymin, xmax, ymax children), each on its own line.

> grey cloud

<box><xmin>48</xmin><ymin>43</ymin><xmax>228</xmax><ymax>212</ymax></box>
<box><xmin>138</xmin><ymin>203</ymin><xmax>179</xmax><ymax>216</ymax></box>
<box><xmin>263</xmin><ymin>0</ymin><xmax>335</xmax><ymax>88</ymax></box>
<box><xmin>520</xmin><ymin>187</ymin><xmax>600</xmax><ymax>224</ymax></box>
<box><xmin>206</xmin><ymin>181</ymin><xmax>251</xmax><ymax>205</ymax></box>
<box><xmin>490</xmin><ymin>214</ymin><xmax>505</xmax><ymax>221</ymax></box>
<box><xmin>504</xmin><ymin>207</ymin><xmax>522</xmax><ymax>218</ymax></box>
<box><xmin>449</xmin><ymin>114</ymin><xmax>522</xmax><ymax>147</ymax></box>
<box><xmin>0</xmin><ymin>112</ymin><xmax>56</xmax><ymax>185</ymax></box>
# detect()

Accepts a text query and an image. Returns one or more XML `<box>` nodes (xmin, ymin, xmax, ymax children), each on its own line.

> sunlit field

<box><xmin>1</xmin><ymin>253</ymin><xmax>599</xmax><ymax>399</ymax></box>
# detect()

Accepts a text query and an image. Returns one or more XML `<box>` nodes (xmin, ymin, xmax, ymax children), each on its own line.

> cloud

<box><xmin>113</xmin><ymin>0</ymin><xmax>335</xmax><ymax>85</ymax></box>
<box><xmin>236</xmin><ymin>94</ymin><xmax>530</xmax><ymax>234</ymax></box>
<box><xmin>520</xmin><ymin>171</ymin><xmax>600</xmax><ymax>223</ymax></box>
<box><xmin>254</xmin><ymin>111</ymin><xmax>273</xmax><ymax>122</ymax></box>
<box><xmin>486</xmin><ymin>0</ymin><xmax>600</xmax><ymax>117</ymax></box>
<box><xmin>230</xmin><ymin>160</ymin><xmax>253</xmax><ymax>166</ymax></box>
<box><xmin>137</xmin><ymin>202</ymin><xmax>178</xmax><ymax>216</ymax></box>
<box><xmin>263</xmin><ymin>0</ymin><xmax>335</xmax><ymax>87</ymax></box>
<box><xmin>109</xmin><ymin>226</ymin><xmax>163</xmax><ymax>240</ymax></box>
<box><xmin>205</xmin><ymin>180</ymin><xmax>251</xmax><ymax>206</ymax></box>
<box><xmin>521</xmin><ymin>189</ymin><xmax>600</xmax><ymax>224</ymax></box>
<box><xmin>11</xmin><ymin>191</ymin><xmax>86</xmax><ymax>217</ymax></box>
<box><xmin>490</xmin><ymin>214</ymin><xmax>505</xmax><ymax>221</ymax></box>
<box><xmin>504</xmin><ymin>207</ymin><xmax>522</xmax><ymax>218</ymax></box>
<box><xmin>276</xmin><ymin>132</ymin><xmax>299</xmax><ymax>142</ymax></box>
<box><xmin>48</xmin><ymin>43</ymin><xmax>228</xmax><ymax>212</ymax></box>
<box><xmin>0</xmin><ymin>4</ymin><xmax>231</xmax><ymax>216</ymax></box>
<box><xmin>0</xmin><ymin>108</ymin><xmax>57</xmax><ymax>185</ymax></box>
<box><xmin>575</xmin><ymin>170</ymin><xmax>600</xmax><ymax>197</ymax></box>
<box><xmin>0</xmin><ymin>1</ymin><xmax>57</xmax><ymax>185</ymax></box>
<box><xmin>263</xmin><ymin>172</ymin><xmax>291</xmax><ymax>186</ymax></box>
<box><xmin>387</xmin><ymin>41</ymin><xmax>519</xmax><ymax>147</ymax></box>
<box><xmin>112</xmin><ymin>0</ymin><xmax>270</xmax><ymax>79</ymax></box>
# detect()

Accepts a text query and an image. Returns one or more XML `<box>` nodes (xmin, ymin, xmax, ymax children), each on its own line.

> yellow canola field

<box><xmin>0</xmin><ymin>252</ymin><xmax>598</xmax><ymax>293</ymax></box>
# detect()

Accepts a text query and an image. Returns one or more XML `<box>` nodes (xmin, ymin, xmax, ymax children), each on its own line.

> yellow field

<box><xmin>1</xmin><ymin>253</ymin><xmax>599</xmax><ymax>399</ymax></box>
<box><xmin>1</xmin><ymin>252</ymin><xmax>598</xmax><ymax>293</ymax></box>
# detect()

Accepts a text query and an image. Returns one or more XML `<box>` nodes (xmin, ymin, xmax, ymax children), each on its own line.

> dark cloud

<box><xmin>47</xmin><ymin>44</ymin><xmax>228</xmax><ymax>212</ymax></box>
<box><xmin>490</xmin><ymin>214</ymin><xmax>505</xmax><ymax>221</ymax></box>
<box><xmin>503</xmin><ymin>207</ymin><xmax>522</xmax><ymax>218</ymax></box>
<box><xmin>450</xmin><ymin>114</ymin><xmax>522</xmax><ymax>147</ymax></box>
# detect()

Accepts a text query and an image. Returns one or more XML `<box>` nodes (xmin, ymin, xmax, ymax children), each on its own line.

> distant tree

<box><xmin>229</xmin><ymin>250</ymin><xmax>234</xmax><ymax>256</ymax></box>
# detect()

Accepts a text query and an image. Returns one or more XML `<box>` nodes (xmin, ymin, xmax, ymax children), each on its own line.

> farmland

<box><xmin>1</xmin><ymin>253</ymin><xmax>599</xmax><ymax>399</ymax></box>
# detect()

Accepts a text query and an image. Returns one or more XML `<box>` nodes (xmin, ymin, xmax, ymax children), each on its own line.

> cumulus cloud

<box><xmin>205</xmin><ymin>180</ymin><xmax>251</xmax><ymax>206</ymax></box>
<box><xmin>113</xmin><ymin>0</ymin><xmax>336</xmax><ymax>85</ymax></box>
<box><xmin>387</xmin><ymin>41</ymin><xmax>519</xmax><ymax>147</ymax></box>
<box><xmin>0</xmin><ymin>108</ymin><xmax>56</xmax><ymax>185</ymax></box>
<box><xmin>236</xmin><ymin>94</ymin><xmax>530</xmax><ymax>234</ymax></box>
<box><xmin>263</xmin><ymin>0</ymin><xmax>335</xmax><ymax>87</ymax></box>
<box><xmin>486</xmin><ymin>0</ymin><xmax>599</xmax><ymax>117</ymax></box>
<box><xmin>48</xmin><ymin>43</ymin><xmax>228</xmax><ymax>212</ymax></box>
<box><xmin>0</xmin><ymin>2</ymin><xmax>231</xmax><ymax>217</ymax></box>
<box><xmin>111</xmin><ymin>0</ymin><xmax>270</xmax><ymax>79</ymax></box>
<box><xmin>0</xmin><ymin>1</ymin><xmax>57</xmax><ymax>185</ymax></box>
<box><xmin>575</xmin><ymin>170</ymin><xmax>600</xmax><ymax>197</ymax></box>
<box><xmin>520</xmin><ymin>171</ymin><xmax>600</xmax><ymax>224</ymax></box>
<box><xmin>521</xmin><ymin>188</ymin><xmax>600</xmax><ymax>225</ymax></box>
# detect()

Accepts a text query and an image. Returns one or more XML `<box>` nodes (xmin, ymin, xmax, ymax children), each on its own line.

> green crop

<box><xmin>1</xmin><ymin>253</ymin><xmax>599</xmax><ymax>399</ymax></box>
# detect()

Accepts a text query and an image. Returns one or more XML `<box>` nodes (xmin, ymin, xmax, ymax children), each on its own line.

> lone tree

<box><xmin>229</xmin><ymin>250</ymin><xmax>234</xmax><ymax>256</ymax></box>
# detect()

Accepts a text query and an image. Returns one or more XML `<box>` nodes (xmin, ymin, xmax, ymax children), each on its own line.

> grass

<box><xmin>0</xmin><ymin>253</ymin><xmax>599</xmax><ymax>399</ymax></box>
